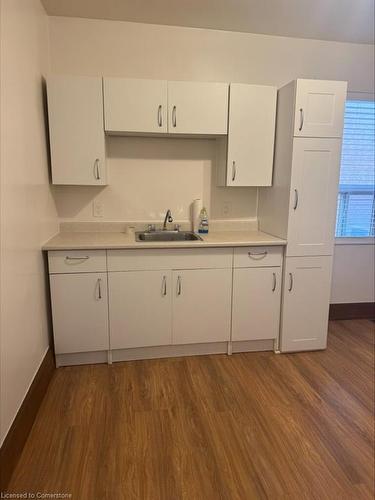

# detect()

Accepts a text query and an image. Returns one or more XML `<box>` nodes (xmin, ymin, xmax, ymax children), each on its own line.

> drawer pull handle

<box><xmin>293</xmin><ymin>189</ymin><xmax>299</xmax><ymax>210</ymax></box>
<box><xmin>288</xmin><ymin>273</ymin><xmax>293</xmax><ymax>292</ymax></box>
<box><xmin>177</xmin><ymin>275</ymin><xmax>182</xmax><ymax>296</ymax></box>
<box><xmin>157</xmin><ymin>105</ymin><xmax>162</xmax><ymax>127</ymax></box>
<box><xmin>232</xmin><ymin>161</ymin><xmax>236</xmax><ymax>182</ymax></box>
<box><xmin>172</xmin><ymin>106</ymin><xmax>177</xmax><ymax>128</ymax></box>
<box><xmin>299</xmin><ymin>108</ymin><xmax>304</xmax><ymax>131</ymax></box>
<box><xmin>97</xmin><ymin>278</ymin><xmax>102</xmax><ymax>299</ymax></box>
<box><xmin>65</xmin><ymin>256</ymin><xmax>89</xmax><ymax>262</ymax></box>
<box><xmin>248</xmin><ymin>251</ymin><xmax>268</xmax><ymax>259</ymax></box>
<box><xmin>272</xmin><ymin>272</ymin><xmax>277</xmax><ymax>292</ymax></box>
<box><xmin>94</xmin><ymin>158</ymin><xmax>100</xmax><ymax>180</ymax></box>
<box><xmin>162</xmin><ymin>275</ymin><xmax>167</xmax><ymax>296</ymax></box>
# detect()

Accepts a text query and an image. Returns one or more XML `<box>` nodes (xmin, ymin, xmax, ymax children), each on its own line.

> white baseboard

<box><xmin>232</xmin><ymin>339</ymin><xmax>275</xmax><ymax>353</ymax></box>
<box><xmin>56</xmin><ymin>339</ymin><xmax>275</xmax><ymax>367</ymax></box>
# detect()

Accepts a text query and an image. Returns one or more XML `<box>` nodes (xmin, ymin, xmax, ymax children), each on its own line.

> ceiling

<box><xmin>41</xmin><ymin>0</ymin><xmax>374</xmax><ymax>45</ymax></box>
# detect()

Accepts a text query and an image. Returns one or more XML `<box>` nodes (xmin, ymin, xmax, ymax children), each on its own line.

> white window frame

<box><xmin>335</xmin><ymin>90</ymin><xmax>375</xmax><ymax>245</ymax></box>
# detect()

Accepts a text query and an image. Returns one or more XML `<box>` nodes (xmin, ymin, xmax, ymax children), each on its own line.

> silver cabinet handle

<box><xmin>299</xmin><ymin>108</ymin><xmax>304</xmax><ymax>131</ymax></box>
<box><xmin>232</xmin><ymin>161</ymin><xmax>236</xmax><ymax>182</ymax></box>
<box><xmin>272</xmin><ymin>272</ymin><xmax>277</xmax><ymax>292</ymax></box>
<box><xmin>248</xmin><ymin>251</ymin><xmax>268</xmax><ymax>259</ymax></box>
<box><xmin>162</xmin><ymin>275</ymin><xmax>167</xmax><ymax>296</ymax></box>
<box><xmin>288</xmin><ymin>273</ymin><xmax>293</xmax><ymax>292</ymax></box>
<box><xmin>172</xmin><ymin>106</ymin><xmax>177</xmax><ymax>128</ymax></box>
<box><xmin>157</xmin><ymin>105</ymin><xmax>162</xmax><ymax>127</ymax></box>
<box><xmin>177</xmin><ymin>275</ymin><xmax>182</xmax><ymax>295</ymax></box>
<box><xmin>97</xmin><ymin>278</ymin><xmax>102</xmax><ymax>299</ymax></box>
<box><xmin>65</xmin><ymin>256</ymin><xmax>89</xmax><ymax>262</ymax></box>
<box><xmin>293</xmin><ymin>189</ymin><xmax>299</xmax><ymax>210</ymax></box>
<box><xmin>94</xmin><ymin>158</ymin><xmax>100</xmax><ymax>180</ymax></box>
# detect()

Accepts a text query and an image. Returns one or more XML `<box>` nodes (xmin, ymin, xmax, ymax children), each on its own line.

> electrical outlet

<box><xmin>222</xmin><ymin>201</ymin><xmax>232</xmax><ymax>217</ymax></box>
<box><xmin>93</xmin><ymin>200</ymin><xmax>104</xmax><ymax>218</ymax></box>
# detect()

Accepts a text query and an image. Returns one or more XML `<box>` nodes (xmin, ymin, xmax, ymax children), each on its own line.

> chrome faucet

<box><xmin>162</xmin><ymin>209</ymin><xmax>173</xmax><ymax>230</ymax></box>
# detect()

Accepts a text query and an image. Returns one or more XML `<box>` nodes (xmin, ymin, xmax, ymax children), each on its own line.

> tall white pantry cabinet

<box><xmin>259</xmin><ymin>79</ymin><xmax>347</xmax><ymax>353</ymax></box>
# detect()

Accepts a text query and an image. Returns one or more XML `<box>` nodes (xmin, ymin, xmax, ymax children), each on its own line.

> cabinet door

<box><xmin>280</xmin><ymin>256</ymin><xmax>333</xmax><ymax>352</ymax></box>
<box><xmin>50</xmin><ymin>273</ymin><xmax>109</xmax><ymax>354</ymax></box>
<box><xmin>287</xmin><ymin>138</ymin><xmax>341</xmax><ymax>257</ymax></box>
<box><xmin>47</xmin><ymin>76</ymin><xmax>106</xmax><ymax>185</ymax></box>
<box><xmin>232</xmin><ymin>267</ymin><xmax>281</xmax><ymax>341</ymax></box>
<box><xmin>167</xmin><ymin>81</ymin><xmax>228</xmax><ymax>135</ymax></box>
<box><xmin>227</xmin><ymin>84</ymin><xmax>277</xmax><ymax>186</ymax></box>
<box><xmin>103</xmin><ymin>78</ymin><xmax>168</xmax><ymax>134</ymax></box>
<box><xmin>172</xmin><ymin>269</ymin><xmax>231</xmax><ymax>344</ymax></box>
<box><xmin>108</xmin><ymin>271</ymin><xmax>172</xmax><ymax>349</ymax></box>
<box><xmin>294</xmin><ymin>79</ymin><xmax>347</xmax><ymax>138</ymax></box>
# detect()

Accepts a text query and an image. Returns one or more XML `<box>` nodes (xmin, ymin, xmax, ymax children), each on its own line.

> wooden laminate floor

<box><xmin>7</xmin><ymin>320</ymin><xmax>375</xmax><ymax>499</ymax></box>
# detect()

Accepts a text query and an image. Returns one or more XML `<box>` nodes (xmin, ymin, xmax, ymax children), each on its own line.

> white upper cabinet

<box><xmin>287</xmin><ymin>138</ymin><xmax>341</xmax><ymax>257</ymax></box>
<box><xmin>103</xmin><ymin>78</ymin><xmax>168</xmax><ymax>134</ymax></box>
<box><xmin>47</xmin><ymin>76</ymin><xmax>106</xmax><ymax>185</ymax></box>
<box><xmin>103</xmin><ymin>78</ymin><xmax>228</xmax><ymax>135</ymax></box>
<box><xmin>293</xmin><ymin>79</ymin><xmax>347</xmax><ymax>138</ymax></box>
<box><xmin>226</xmin><ymin>84</ymin><xmax>277</xmax><ymax>186</ymax></box>
<box><xmin>280</xmin><ymin>256</ymin><xmax>333</xmax><ymax>352</ymax></box>
<box><xmin>167</xmin><ymin>81</ymin><xmax>229</xmax><ymax>135</ymax></box>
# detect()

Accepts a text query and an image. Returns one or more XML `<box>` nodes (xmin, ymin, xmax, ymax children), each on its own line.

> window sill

<box><xmin>335</xmin><ymin>237</ymin><xmax>375</xmax><ymax>246</ymax></box>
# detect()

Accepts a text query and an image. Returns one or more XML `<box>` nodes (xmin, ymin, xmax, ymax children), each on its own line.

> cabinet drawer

<box><xmin>234</xmin><ymin>246</ymin><xmax>282</xmax><ymax>268</ymax></box>
<box><xmin>107</xmin><ymin>248</ymin><xmax>232</xmax><ymax>271</ymax></box>
<box><xmin>48</xmin><ymin>250</ymin><xmax>107</xmax><ymax>274</ymax></box>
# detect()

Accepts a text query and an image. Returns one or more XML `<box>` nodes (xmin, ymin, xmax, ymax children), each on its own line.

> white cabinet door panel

<box><xmin>294</xmin><ymin>79</ymin><xmax>347</xmax><ymax>138</ymax></box>
<box><xmin>168</xmin><ymin>81</ymin><xmax>228</xmax><ymax>135</ymax></box>
<box><xmin>172</xmin><ymin>269</ymin><xmax>231</xmax><ymax>344</ymax></box>
<box><xmin>287</xmin><ymin>138</ymin><xmax>341</xmax><ymax>257</ymax></box>
<box><xmin>280</xmin><ymin>256</ymin><xmax>333</xmax><ymax>352</ymax></box>
<box><xmin>47</xmin><ymin>76</ymin><xmax>106</xmax><ymax>185</ymax></box>
<box><xmin>232</xmin><ymin>267</ymin><xmax>281</xmax><ymax>341</ymax></box>
<box><xmin>50</xmin><ymin>273</ymin><xmax>109</xmax><ymax>354</ymax></box>
<box><xmin>109</xmin><ymin>270</ymin><xmax>172</xmax><ymax>349</ymax></box>
<box><xmin>227</xmin><ymin>84</ymin><xmax>277</xmax><ymax>186</ymax></box>
<box><xmin>103</xmin><ymin>78</ymin><xmax>168</xmax><ymax>134</ymax></box>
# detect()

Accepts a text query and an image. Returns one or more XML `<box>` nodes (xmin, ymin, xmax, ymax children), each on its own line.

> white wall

<box><xmin>52</xmin><ymin>137</ymin><xmax>257</xmax><ymax>222</ymax></box>
<box><xmin>0</xmin><ymin>0</ymin><xmax>59</xmax><ymax>445</ymax></box>
<box><xmin>331</xmin><ymin>243</ymin><xmax>375</xmax><ymax>303</ymax></box>
<box><xmin>47</xmin><ymin>16</ymin><xmax>374</xmax><ymax>223</ymax></box>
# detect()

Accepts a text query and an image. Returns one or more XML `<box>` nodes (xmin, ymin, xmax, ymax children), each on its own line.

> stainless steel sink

<box><xmin>135</xmin><ymin>230</ymin><xmax>203</xmax><ymax>242</ymax></box>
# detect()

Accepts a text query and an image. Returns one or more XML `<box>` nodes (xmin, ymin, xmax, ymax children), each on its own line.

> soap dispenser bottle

<box><xmin>198</xmin><ymin>207</ymin><xmax>209</xmax><ymax>234</ymax></box>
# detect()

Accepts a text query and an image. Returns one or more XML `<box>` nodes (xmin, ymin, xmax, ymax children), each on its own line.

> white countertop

<box><xmin>42</xmin><ymin>230</ymin><xmax>286</xmax><ymax>251</ymax></box>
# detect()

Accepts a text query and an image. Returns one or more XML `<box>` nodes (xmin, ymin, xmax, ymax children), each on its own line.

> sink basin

<box><xmin>135</xmin><ymin>230</ymin><xmax>203</xmax><ymax>242</ymax></box>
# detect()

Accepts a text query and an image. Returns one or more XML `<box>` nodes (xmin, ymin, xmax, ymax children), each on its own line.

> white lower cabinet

<box><xmin>232</xmin><ymin>267</ymin><xmax>281</xmax><ymax>341</ymax></box>
<box><xmin>48</xmin><ymin>247</ymin><xmax>289</xmax><ymax>364</ymax></box>
<box><xmin>50</xmin><ymin>272</ymin><xmax>109</xmax><ymax>354</ymax></box>
<box><xmin>280</xmin><ymin>256</ymin><xmax>333</xmax><ymax>352</ymax></box>
<box><xmin>172</xmin><ymin>269</ymin><xmax>232</xmax><ymax>345</ymax></box>
<box><xmin>108</xmin><ymin>268</ymin><xmax>232</xmax><ymax>349</ymax></box>
<box><xmin>108</xmin><ymin>270</ymin><xmax>172</xmax><ymax>349</ymax></box>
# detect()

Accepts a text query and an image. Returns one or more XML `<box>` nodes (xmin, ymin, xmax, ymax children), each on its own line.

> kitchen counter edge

<box><xmin>42</xmin><ymin>231</ymin><xmax>287</xmax><ymax>251</ymax></box>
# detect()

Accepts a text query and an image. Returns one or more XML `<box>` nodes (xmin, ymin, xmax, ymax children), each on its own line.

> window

<box><xmin>335</xmin><ymin>99</ymin><xmax>375</xmax><ymax>237</ymax></box>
